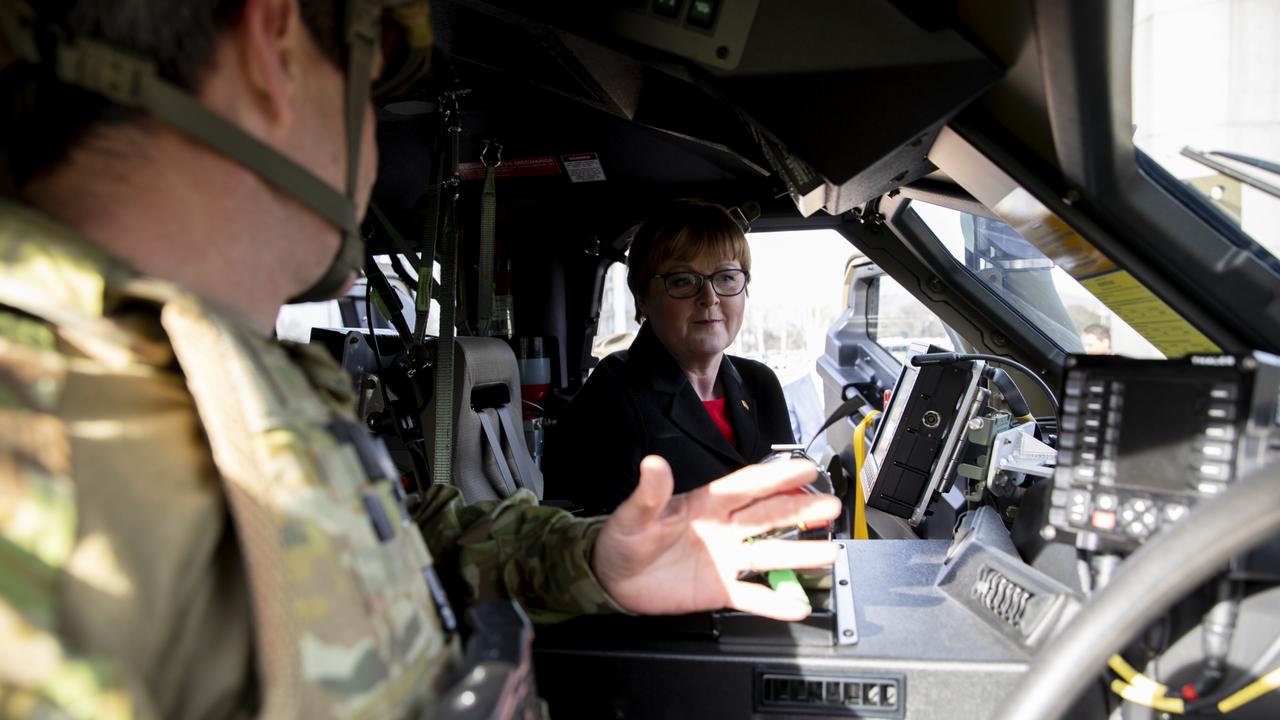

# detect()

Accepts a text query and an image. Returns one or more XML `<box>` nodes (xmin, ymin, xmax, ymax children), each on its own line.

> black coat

<box><xmin>543</xmin><ymin>324</ymin><xmax>794</xmax><ymax>515</ymax></box>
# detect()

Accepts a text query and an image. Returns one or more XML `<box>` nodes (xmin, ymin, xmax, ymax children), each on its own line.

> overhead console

<box><xmin>608</xmin><ymin>0</ymin><xmax>1004</xmax><ymax>216</ymax></box>
<box><xmin>444</xmin><ymin>0</ymin><xmax>1003</xmax><ymax>216</ymax></box>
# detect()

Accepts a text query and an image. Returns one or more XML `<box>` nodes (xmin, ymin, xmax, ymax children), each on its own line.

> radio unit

<box><xmin>1047</xmin><ymin>352</ymin><xmax>1280</xmax><ymax>553</ymax></box>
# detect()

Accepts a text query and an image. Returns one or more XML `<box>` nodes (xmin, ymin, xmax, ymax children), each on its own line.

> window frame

<box><xmin>980</xmin><ymin>0</ymin><xmax>1279</xmax><ymax>354</ymax></box>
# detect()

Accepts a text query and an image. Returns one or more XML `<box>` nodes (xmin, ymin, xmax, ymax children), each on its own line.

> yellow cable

<box><xmin>1109</xmin><ymin>654</ymin><xmax>1169</xmax><ymax>694</ymax></box>
<box><xmin>851</xmin><ymin>410</ymin><xmax>880</xmax><ymax>541</ymax></box>
<box><xmin>1110</xmin><ymin>679</ymin><xmax>1185</xmax><ymax>714</ymax></box>
<box><xmin>1218</xmin><ymin>665</ymin><xmax>1280</xmax><ymax>714</ymax></box>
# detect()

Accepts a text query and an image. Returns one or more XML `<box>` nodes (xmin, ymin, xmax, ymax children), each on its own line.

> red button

<box><xmin>1091</xmin><ymin>510</ymin><xmax>1117</xmax><ymax>531</ymax></box>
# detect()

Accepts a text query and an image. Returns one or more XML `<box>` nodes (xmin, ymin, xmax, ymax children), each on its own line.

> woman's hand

<box><xmin>593</xmin><ymin>456</ymin><xmax>842</xmax><ymax>620</ymax></box>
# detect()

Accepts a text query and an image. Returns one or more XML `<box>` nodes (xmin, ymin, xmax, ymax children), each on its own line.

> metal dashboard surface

<box><xmin>843</xmin><ymin>539</ymin><xmax>1029</xmax><ymax>663</ymax></box>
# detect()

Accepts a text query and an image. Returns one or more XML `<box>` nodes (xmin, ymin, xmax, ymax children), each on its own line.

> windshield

<box><xmin>910</xmin><ymin>201</ymin><xmax>1164</xmax><ymax>359</ymax></box>
<box><xmin>1132</xmin><ymin>0</ymin><xmax>1280</xmax><ymax>257</ymax></box>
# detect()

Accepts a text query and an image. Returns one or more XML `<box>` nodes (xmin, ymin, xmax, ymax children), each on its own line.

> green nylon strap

<box><xmin>477</xmin><ymin>159</ymin><xmax>498</xmax><ymax>336</ymax></box>
<box><xmin>431</xmin><ymin>199</ymin><xmax>459</xmax><ymax>486</ymax></box>
<box><xmin>415</xmin><ymin>159</ymin><xmax>444</xmax><ymax>344</ymax></box>
<box><xmin>369</xmin><ymin>203</ymin><xmax>419</xmax><ymax>262</ymax></box>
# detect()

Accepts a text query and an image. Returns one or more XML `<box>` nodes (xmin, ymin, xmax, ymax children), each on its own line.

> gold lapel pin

<box><xmin>741</xmin><ymin>400</ymin><xmax>750</xmax><ymax>411</ymax></box>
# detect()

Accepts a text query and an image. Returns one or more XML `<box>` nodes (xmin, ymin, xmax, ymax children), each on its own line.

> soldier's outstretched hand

<box><xmin>592</xmin><ymin>455</ymin><xmax>842</xmax><ymax>621</ymax></box>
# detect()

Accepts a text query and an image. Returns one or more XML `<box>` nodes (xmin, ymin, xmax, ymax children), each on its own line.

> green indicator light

<box><xmin>653</xmin><ymin>0</ymin><xmax>681</xmax><ymax>18</ymax></box>
<box><xmin>687</xmin><ymin>0</ymin><xmax>717</xmax><ymax>28</ymax></box>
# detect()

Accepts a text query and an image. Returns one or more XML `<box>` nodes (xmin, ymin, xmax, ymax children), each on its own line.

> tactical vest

<box><xmin>0</xmin><ymin>204</ymin><xmax>459</xmax><ymax>718</ymax></box>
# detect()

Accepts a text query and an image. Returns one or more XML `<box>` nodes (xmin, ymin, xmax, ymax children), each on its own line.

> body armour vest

<box><xmin>0</xmin><ymin>202</ymin><xmax>458</xmax><ymax>718</ymax></box>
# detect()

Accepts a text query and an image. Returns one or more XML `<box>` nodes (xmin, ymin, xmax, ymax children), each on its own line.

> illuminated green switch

<box><xmin>653</xmin><ymin>0</ymin><xmax>681</xmax><ymax>18</ymax></box>
<box><xmin>687</xmin><ymin>0</ymin><xmax>718</xmax><ymax>28</ymax></box>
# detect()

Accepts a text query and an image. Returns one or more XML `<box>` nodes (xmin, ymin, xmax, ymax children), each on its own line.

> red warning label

<box><xmin>458</xmin><ymin>155</ymin><xmax>562</xmax><ymax>182</ymax></box>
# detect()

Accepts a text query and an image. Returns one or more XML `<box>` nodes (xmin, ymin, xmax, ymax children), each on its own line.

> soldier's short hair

<box><xmin>1</xmin><ymin>0</ymin><xmax>342</xmax><ymax>187</ymax></box>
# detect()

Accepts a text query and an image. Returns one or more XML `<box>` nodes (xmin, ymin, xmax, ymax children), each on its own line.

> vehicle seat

<box><xmin>424</xmin><ymin>336</ymin><xmax>543</xmax><ymax>503</ymax></box>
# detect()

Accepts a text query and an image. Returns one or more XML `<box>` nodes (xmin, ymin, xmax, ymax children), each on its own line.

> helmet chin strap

<box><xmin>1</xmin><ymin>0</ymin><xmax>409</xmax><ymax>304</ymax></box>
<box><xmin>287</xmin><ymin>0</ymin><xmax>383</xmax><ymax>303</ymax></box>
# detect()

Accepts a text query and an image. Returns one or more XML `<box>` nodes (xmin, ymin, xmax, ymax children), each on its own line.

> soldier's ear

<box><xmin>236</xmin><ymin>0</ymin><xmax>303</xmax><ymax>131</ymax></box>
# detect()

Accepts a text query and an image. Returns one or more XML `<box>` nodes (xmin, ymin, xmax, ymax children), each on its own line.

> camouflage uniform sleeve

<box><xmin>415</xmin><ymin>483</ymin><xmax>631</xmax><ymax>624</ymax></box>
<box><xmin>0</xmin><ymin>310</ymin><xmax>153</xmax><ymax>719</ymax></box>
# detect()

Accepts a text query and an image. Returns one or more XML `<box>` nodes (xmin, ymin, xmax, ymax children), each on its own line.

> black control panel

<box><xmin>861</xmin><ymin>347</ymin><xmax>984</xmax><ymax>525</ymax></box>
<box><xmin>1048</xmin><ymin>353</ymin><xmax>1280</xmax><ymax>552</ymax></box>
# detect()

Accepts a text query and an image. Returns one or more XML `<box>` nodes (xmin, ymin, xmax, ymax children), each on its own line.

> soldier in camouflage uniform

<box><xmin>0</xmin><ymin>0</ymin><xmax>841</xmax><ymax>717</ymax></box>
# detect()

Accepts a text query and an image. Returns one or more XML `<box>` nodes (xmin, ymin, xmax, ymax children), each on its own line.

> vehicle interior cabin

<box><xmin>308</xmin><ymin>0</ymin><xmax>1280</xmax><ymax>718</ymax></box>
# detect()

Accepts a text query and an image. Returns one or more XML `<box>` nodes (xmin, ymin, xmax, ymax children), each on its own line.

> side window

<box><xmin>593</xmin><ymin>262</ymin><xmax>639</xmax><ymax>360</ymax></box>
<box><xmin>274</xmin><ymin>256</ymin><xmax>440</xmax><ymax>343</ymax></box>
<box><xmin>910</xmin><ymin>201</ymin><xmax>1164</xmax><ymax>358</ymax></box>
<box><xmin>866</xmin><ymin>273</ymin><xmax>954</xmax><ymax>364</ymax></box>
<box><xmin>725</xmin><ymin>229</ymin><xmax>852</xmax><ymax>385</ymax></box>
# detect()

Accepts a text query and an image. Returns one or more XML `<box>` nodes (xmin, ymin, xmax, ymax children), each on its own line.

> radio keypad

<box><xmin>1048</xmin><ymin>369</ymin><xmax>1248</xmax><ymax>552</ymax></box>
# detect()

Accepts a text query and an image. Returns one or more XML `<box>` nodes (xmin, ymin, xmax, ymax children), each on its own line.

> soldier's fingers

<box><xmin>703</xmin><ymin>460</ymin><xmax>816</xmax><ymax>512</ymax></box>
<box><xmin>725</xmin><ymin>580</ymin><xmax>814</xmax><ymax>621</ymax></box>
<box><xmin>607</xmin><ymin>455</ymin><xmax>675</xmax><ymax>537</ymax></box>
<box><xmin>741</xmin><ymin>539</ymin><xmax>840</xmax><ymax>573</ymax></box>
<box><xmin>730</xmin><ymin>493</ymin><xmax>842</xmax><ymax>538</ymax></box>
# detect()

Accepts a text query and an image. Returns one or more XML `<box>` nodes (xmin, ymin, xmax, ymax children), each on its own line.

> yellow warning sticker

<box><xmin>990</xmin><ymin>187</ymin><xmax>1219</xmax><ymax>357</ymax></box>
<box><xmin>1080</xmin><ymin>271</ymin><xmax>1221</xmax><ymax>356</ymax></box>
<box><xmin>993</xmin><ymin>189</ymin><xmax>1118</xmax><ymax>278</ymax></box>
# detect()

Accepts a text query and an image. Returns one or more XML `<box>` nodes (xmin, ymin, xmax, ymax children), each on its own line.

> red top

<box><xmin>702</xmin><ymin>398</ymin><xmax>737</xmax><ymax>448</ymax></box>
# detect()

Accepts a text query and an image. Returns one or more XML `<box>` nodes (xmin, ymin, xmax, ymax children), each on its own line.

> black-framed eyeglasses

<box><xmin>652</xmin><ymin>269</ymin><xmax>750</xmax><ymax>299</ymax></box>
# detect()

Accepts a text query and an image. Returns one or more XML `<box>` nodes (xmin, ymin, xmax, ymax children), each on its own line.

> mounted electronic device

<box><xmin>1045</xmin><ymin>352</ymin><xmax>1280</xmax><ymax>554</ymax></box>
<box><xmin>860</xmin><ymin>344</ymin><xmax>1057</xmax><ymax>527</ymax></box>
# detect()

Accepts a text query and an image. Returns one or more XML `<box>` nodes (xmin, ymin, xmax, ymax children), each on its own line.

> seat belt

<box><xmin>496</xmin><ymin>408</ymin><xmax>539</xmax><ymax>495</ymax></box>
<box><xmin>476</xmin><ymin>410</ymin><xmax>518</xmax><ymax>497</ymax></box>
<box><xmin>476</xmin><ymin>140</ymin><xmax>501</xmax><ymax>336</ymax></box>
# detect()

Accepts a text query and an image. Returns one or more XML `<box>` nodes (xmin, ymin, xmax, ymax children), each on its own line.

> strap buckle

<box><xmin>56</xmin><ymin>39</ymin><xmax>153</xmax><ymax>108</ymax></box>
<box><xmin>481</xmin><ymin>139</ymin><xmax>504</xmax><ymax>168</ymax></box>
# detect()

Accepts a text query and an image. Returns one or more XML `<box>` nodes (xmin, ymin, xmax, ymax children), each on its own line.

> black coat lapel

<box><xmin>630</xmin><ymin>325</ymin><xmax>748</xmax><ymax>465</ymax></box>
<box><xmin>720</xmin><ymin>356</ymin><xmax>763</xmax><ymax>461</ymax></box>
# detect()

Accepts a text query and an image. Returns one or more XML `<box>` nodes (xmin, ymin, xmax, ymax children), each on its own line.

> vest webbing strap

<box><xmin>161</xmin><ymin>298</ymin><xmax>302</xmax><ymax>719</ymax></box>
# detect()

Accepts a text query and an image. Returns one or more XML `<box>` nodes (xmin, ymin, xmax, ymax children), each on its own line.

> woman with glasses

<box><xmin>544</xmin><ymin>199</ymin><xmax>794</xmax><ymax>515</ymax></box>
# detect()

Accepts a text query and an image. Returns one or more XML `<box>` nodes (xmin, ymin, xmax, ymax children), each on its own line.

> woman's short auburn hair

<box><xmin>626</xmin><ymin>199</ymin><xmax>751</xmax><ymax>321</ymax></box>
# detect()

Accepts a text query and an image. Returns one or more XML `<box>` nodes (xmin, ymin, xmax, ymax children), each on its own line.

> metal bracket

<box><xmin>833</xmin><ymin>543</ymin><xmax>859</xmax><ymax>646</ymax></box>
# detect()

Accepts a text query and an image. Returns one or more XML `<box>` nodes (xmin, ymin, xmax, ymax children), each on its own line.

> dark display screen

<box><xmin>1114</xmin><ymin>378</ymin><xmax>1209</xmax><ymax>493</ymax></box>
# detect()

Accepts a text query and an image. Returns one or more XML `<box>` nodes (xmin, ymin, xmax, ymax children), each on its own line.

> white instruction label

<box><xmin>561</xmin><ymin>152</ymin><xmax>607</xmax><ymax>183</ymax></box>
